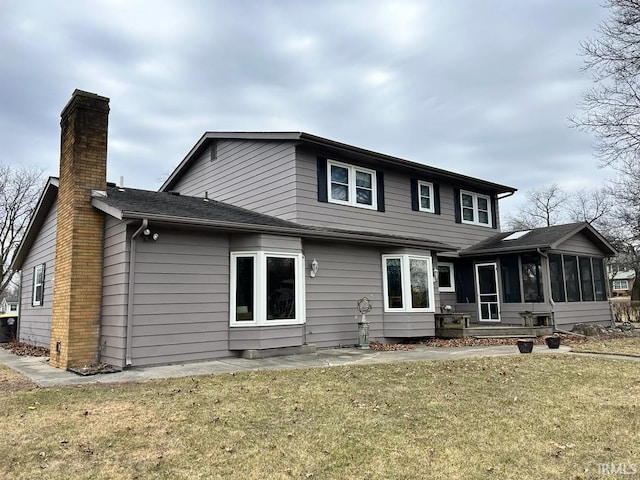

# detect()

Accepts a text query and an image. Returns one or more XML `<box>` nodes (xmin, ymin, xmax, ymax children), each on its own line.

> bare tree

<box><xmin>505</xmin><ymin>183</ymin><xmax>613</xmax><ymax>231</ymax></box>
<box><xmin>570</xmin><ymin>1</ymin><xmax>640</xmax><ymax>299</ymax></box>
<box><xmin>0</xmin><ymin>165</ymin><xmax>45</xmax><ymax>294</ymax></box>
<box><xmin>571</xmin><ymin>0</ymin><xmax>640</xmax><ymax>168</ymax></box>
<box><xmin>565</xmin><ymin>187</ymin><xmax>613</xmax><ymax>230</ymax></box>
<box><xmin>504</xmin><ymin>183</ymin><xmax>568</xmax><ymax>230</ymax></box>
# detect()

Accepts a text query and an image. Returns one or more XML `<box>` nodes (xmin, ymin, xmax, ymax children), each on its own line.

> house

<box><xmin>609</xmin><ymin>270</ymin><xmax>635</xmax><ymax>297</ymax></box>
<box><xmin>11</xmin><ymin>90</ymin><xmax>617</xmax><ymax>370</ymax></box>
<box><xmin>0</xmin><ymin>294</ymin><xmax>19</xmax><ymax>315</ymax></box>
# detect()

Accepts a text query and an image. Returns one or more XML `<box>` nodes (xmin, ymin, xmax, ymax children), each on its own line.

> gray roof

<box><xmin>460</xmin><ymin>222</ymin><xmax>616</xmax><ymax>256</ymax></box>
<box><xmin>161</xmin><ymin>131</ymin><xmax>517</xmax><ymax>195</ymax></box>
<box><xmin>92</xmin><ymin>185</ymin><xmax>454</xmax><ymax>251</ymax></box>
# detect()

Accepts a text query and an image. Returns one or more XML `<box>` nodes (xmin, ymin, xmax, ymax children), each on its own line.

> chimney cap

<box><xmin>61</xmin><ymin>89</ymin><xmax>110</xmax><ymax>120</ymax></box>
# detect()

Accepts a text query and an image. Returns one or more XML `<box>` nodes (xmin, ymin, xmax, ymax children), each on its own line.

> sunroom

<box><xmin>435</xmin><ymin>222</ymin><xmax>616</xmax><ymax>337</ymax></box>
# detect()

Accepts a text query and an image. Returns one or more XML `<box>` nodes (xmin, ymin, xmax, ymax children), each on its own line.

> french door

<box><xmin>475</xmin><ymin>263</ymin><xmax>500</xmax><ymax>322</ymax></box>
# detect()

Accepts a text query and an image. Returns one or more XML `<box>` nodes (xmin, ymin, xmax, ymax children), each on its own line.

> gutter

<box><xmin>126</xmin><ymin>219</ymin><xmax>148</xmax><ymax>366</ymax></box>
<box><xmin>119</xmin><ymin>211</ymin><xmax>454</xmax><ymax>251</ymax></box>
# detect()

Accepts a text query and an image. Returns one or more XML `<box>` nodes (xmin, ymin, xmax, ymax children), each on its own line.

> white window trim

<box><xmin>382</xmin><ymin>254</ymin><xmax>435</xmax><ymax>313</ymax></box>
<box><xmin>230</xmin><ymin>252</ymin><xmax>306</xmax><ymax>327</ymax></box>
<box><xmin>613</xmin><ymin>279</ymin><xmax>629</xmax><ymax>291</ymax></box>
<box><xmin>417</xmin><ymin>180</ymin><xmax>435</xmax><ymax>213</ymax></box>
<box><xmin>32</xmin><ymin>263</ymin><xmax>44</xmax><ymax>307</ymax></box>
<box><xmin>437</xmin><ymin>262</ymin><xmax>455</xmax><ymax>292</ymax></box>
<box><xmin>460</xmin><ymin>190</ymin><xmax>492</xmax><ymax>227</ymax></box>
<box><xmin>327</xmin><ymin>159</ymin><xmax>377</xmax><ymax>210</ymax></box>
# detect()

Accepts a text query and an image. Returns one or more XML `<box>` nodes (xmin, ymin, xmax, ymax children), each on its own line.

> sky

<box><xmin>1</xmin><ymin>0</ymin><xmax>612</xmax><ymax>219</ymax></box>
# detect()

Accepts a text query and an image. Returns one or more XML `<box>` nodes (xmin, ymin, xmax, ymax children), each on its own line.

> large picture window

<box><xmin>230</xmin><ymin>252</ymin><xmax>304</xmax><ymax>326</ymax></box>
<box><xmin>382</xmin><ymin>255</ymin><xmax>434</xmax><ymax>312</ymax></box>
<box><xmin>327</xmin><ymin>160</ymin><xmax>377</xmax><ymax>210</ymax></box>
<box><xmin>32</xmin><ymin>263</ymin><xmax>45</xmax><ymax>307</ymax></box>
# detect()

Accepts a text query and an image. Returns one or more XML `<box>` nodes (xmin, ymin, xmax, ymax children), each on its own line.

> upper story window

<box><xmin>327</xmin><ymin>160</ymin><xmax>377</xmax><ymax>210</ymax></box>
<box><xmin>460</xmin><ymin>190</ymin><xmax>491</xmax><ymax>227</ymax></box>
<box><xmin>411</xmin><ymin>179</ymin><xmax>440</xmax><ymax>214</ymax></box>
<box><xmin>32</xmin><ymin>263</ymin><xmax>45</xmax><ymax>307</ymax></box>
<box><xmin>418</xmin><ymin>181</ymin><xmax>435</xmax><ymax>213</ymax></box>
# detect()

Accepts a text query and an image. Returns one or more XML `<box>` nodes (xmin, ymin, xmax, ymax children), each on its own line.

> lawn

<box><xmin>570</xmin><ymin>336</ymin><xmax>640</xmax><ymax>356</ymax></box>
<box><xmin>1</xmin><ymin>355</ymin><xmax>639</xmax><ymax>480</ymax></box>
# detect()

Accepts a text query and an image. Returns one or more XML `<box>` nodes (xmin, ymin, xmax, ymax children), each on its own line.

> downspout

<box><xmin>537</xmin><ymin>248</ymin><xmax>556</xmax><ymax>331</ymax></box>
<box><xmin>126</xmin><ymin>219</ymin><xmax>148</xmax><ymax>366</ymax></box>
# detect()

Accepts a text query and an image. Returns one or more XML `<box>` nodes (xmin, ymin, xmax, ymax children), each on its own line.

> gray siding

<box><xmin>554</xmin><ymin>233</ymin><xmax>606</xmax><ymax>256</ymax></box>
<box><xmin>171</xmin><ymin>140</ymin><xmax>298</xmax><ymax>220</ymax></box>
<box><xmin>553</xmin><ymin>302</ymin><xmax>613</xmax><ymax>328</ymax></box>
<box><xmin>18</xmin><ymin>199</ymin><xmax>57</xmax><ymax>347</ymax></box>
<box><xmin>230</xmin><ymin>234</ymin><xmax>302</xmax><ymax>253</ymax></box>
<box><xmin>99</xmin><ymin>218</ymin><xmax>129</xmax><ymax>367</ymax></box>
<box><xmin>228</xmin><ymin>325</ymin><xmax>304</xmax><ymax>350</ymax></box>
<box><xmin>304</xmin><ymin>241</ymin><xmax>384</xmax><ymax>347</ymax></box>
<box><xmin>295</xmin><ymin>147</ymin><xmax>498</xmax><ymax>250</ymax></box>
<box><xmin>130</xmin><ymin>228</ymin><xmax>232</xmax><ymax>366</ymax></box>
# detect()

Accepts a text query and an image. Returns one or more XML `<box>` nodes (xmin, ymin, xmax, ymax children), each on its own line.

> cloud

<box><xmin>0</xmin><ymin>0</ymin><xmax>609</xmax><ymax>220</ymax></box>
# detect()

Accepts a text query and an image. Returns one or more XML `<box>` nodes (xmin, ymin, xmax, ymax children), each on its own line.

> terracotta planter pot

<box><xmin>545</xmin><ymin>336</ymin><xmax>561</xmax><ymax>349</ymax></box>
<box><xmin>517</xmin><ymin>339</ymin><xmax>534</xmax><ymax>354</ymax></box>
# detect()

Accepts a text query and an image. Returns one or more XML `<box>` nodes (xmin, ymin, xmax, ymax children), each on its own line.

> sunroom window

<box><xmin>230</xmin><ymin>252</ymin><xmax>304</xmax><ymax>326</ymax></box>
<box><xmin>382</xmin><ymin>255</ymin><xmax>434</xmax><ymax>312</ymax></box>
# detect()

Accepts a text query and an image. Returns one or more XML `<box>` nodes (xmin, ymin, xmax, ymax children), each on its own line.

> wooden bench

<box><xmin>435</xmin><ymin>313</ymin><xmax>471</xmax><ymax>329</ymax></box>
<box><xmin>518</xmin><ymin>311</ymin><xmax>552</xmax><ymax>327</ymax></box>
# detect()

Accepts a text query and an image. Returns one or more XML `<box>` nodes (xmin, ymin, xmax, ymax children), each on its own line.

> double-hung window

<box><xmin>382</xmin><ymin>255</ymin><xmax>434</xmax><ymax>312</ymax></box>
<box><xmin>230</xmin><ymin>252</ymin><xmax>305</xmax><ymax>326</ymax></box>
<box><xmin>32</xmin><ymin>264</ymin><xmax>45</xmax><ymax>307</ymax></box>
<box><xmin>418</xmin><ymin>181</ymin><xmax>435</xmax><ymax>213</ymax></box>
<box><xmin>328</xmin><ymin>160</ymin><xmax>377</xmax><ymax>210</ymax></box>
<box><xmin>460</xmin><ymin>190</ymin><xmax>491</xmax><ymax>227</ymax></box>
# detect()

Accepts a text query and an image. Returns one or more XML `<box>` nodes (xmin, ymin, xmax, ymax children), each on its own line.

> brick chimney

<box><xmin>50</xmin><ymin>90</ymin><xmax>109</xmax><ymax>369</ymax></box>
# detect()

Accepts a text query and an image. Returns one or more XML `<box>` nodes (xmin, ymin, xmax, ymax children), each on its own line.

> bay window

<box><xmin>382</xmin><ymin>255</ymin><xmax>434</xmax><ymax>312</ymax></box>
<box><xmin>230</xmin><ymin>252</ymin><xmax>304</xmax><ymax>326</ymax></box>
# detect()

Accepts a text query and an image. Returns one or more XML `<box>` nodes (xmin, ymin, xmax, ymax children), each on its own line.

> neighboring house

<box><xmin>610</xmin><ymin>270</ymin><xmax>636</xmax><ymax>297</ymax></box>
<box><xmin>11</xmin><ymin>90</ymin><xmax>617</xmax><ymax>370</ymax></box>
<box><xmin>0</xmin><ymin>294</ymin><xmax>19</xmax><ymax>315</ymax></box>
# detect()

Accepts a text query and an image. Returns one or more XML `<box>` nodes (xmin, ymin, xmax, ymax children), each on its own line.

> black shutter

<box><xmin>410</xmin><ymin>178</ymin><xmax>419</xmax><ymax>211</ymax></box>
<box><xmin>317</xmin><ymin>157</ymin><xmax>328</xmax><ymax>203</ymax></box>
<box><xmin>454</xmin><ymin>188</ymin><xmax>461</xmax><ymax>223</ymax></box>
<box><xmin>433</xmin><ymin>183</ymin><xmax>441</xmax><ymax>215</ymax></box>
<box><xmin>491</xmin><ymin>195</ymin><xmax>498</xmax><ymax>229</ymax></box>
<box><xmin>376</xmin><ymin>171</ymin><xmax>385</xmax><ymax>212</ymax></box>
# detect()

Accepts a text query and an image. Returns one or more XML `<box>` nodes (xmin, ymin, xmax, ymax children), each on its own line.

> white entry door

<box><xmin>475</xmin><ymin>263</ymin><xmax>500</xmax><ymax>322</ymax></box>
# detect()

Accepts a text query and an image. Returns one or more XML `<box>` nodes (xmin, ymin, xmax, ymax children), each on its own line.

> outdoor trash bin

<box><xmin>0</xmin><ymin>317</ymin><xmax>17</xmax><ymax>343</ymax></box>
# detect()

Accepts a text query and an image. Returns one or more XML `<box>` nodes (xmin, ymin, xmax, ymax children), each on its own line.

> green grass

<box><xmin>1</xmin><ymin>355</ymin><xmax>639</xmax><ymax>479</ymax></box>
<box><xmin>570</xmin><ymin>337</ymin><xmax>640</xmax><ymax>356</ymax></box>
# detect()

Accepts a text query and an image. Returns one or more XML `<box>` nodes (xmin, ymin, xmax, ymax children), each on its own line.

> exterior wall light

<box><xmin>310</xmin><ymin>258</ymin><xmax>319</xmax><ymax>277</ymax></box>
